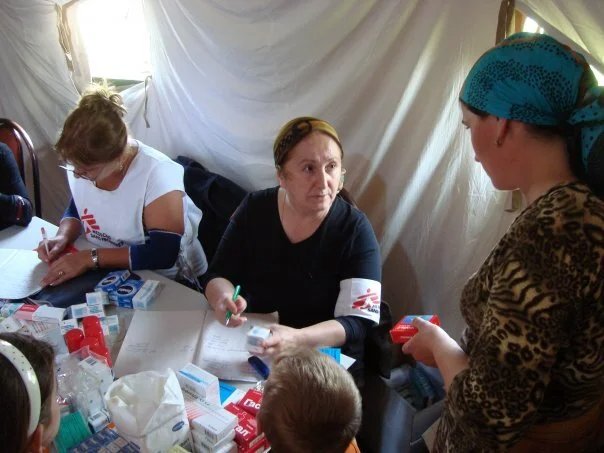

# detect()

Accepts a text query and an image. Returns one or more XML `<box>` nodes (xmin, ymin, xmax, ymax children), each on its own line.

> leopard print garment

<box><xmin>434</xmin><ymin>182</ymin><xmax>604</xmax><ymax>452</ymax></box>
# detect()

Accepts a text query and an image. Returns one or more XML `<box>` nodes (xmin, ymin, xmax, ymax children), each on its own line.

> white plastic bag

<box><xmin>104</xmin><ymin>368</ymin><xmax>189</xmax><ymax>452</ymax></box>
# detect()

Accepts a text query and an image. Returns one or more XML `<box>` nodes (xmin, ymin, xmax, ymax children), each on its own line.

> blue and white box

<box><xmin>86</xmin><ymin>291</ymin><xmax>109</xmax><ymax>306</ymax></box>
<box><xmin>132</xmin><ymin>280</ymin><xmax>162</xmax><ymax>310</ymax></box>
<box><xmin>94</xmin><ymin>270</ymin><xmax>131</xmax><ymax>303</ymax></box>
<box><xmin>115</xmin><ymin>279</ymin><xmax>145</xmax><ymax>309</ymax></box>
<box><xmin>178</xmin><ymin>363</ymin><xmax>220</xmax><ymax>406</ymax></box>
<box><xmin>70</xmin><ymin>302</ymin><xmax>105</xmax><ymax>319</ymax></box>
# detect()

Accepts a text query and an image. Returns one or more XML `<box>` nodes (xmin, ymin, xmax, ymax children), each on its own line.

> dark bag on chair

<box><xmin>176</xmin><ymin>156</ymin><xmax>248</xmax><ymax>266</ymax></box>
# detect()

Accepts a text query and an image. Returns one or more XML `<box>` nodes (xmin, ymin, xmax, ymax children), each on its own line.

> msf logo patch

<box><xmin>352</xmin><ymin>288</ymin><xmax>380</xmax><ymax>314</ymax></box>
<box><xmin>81</xmin><ymin>208</ymin><xmax>100</xmax><ymax>234</ymax></box>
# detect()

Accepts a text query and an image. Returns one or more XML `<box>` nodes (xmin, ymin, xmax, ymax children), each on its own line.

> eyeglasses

<box><xmin>58</xmin><ymin>163</ymin><xmax>106</xmax><ymax>182</ymax></box>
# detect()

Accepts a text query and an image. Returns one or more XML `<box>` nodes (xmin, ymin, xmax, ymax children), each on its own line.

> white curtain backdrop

<box><xmin>0</xmin><ymin>0</ymin><xmax>601</xmax><ymax>337</ymax></box>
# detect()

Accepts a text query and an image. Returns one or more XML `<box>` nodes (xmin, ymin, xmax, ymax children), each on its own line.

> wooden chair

<box><xmin>0</xmin><ymin>118</ymin><xmax>42</xmax><ymax>217</ymax></box>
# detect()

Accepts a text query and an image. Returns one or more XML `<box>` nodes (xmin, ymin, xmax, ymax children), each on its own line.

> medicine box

<box><xmin>224</xmin><ymin>403</ymin><xmax>265</xmax><ymax>451</ymax></box>
<box><xmin>133</xmin><ymin>280</ymin><xmax>162</xmax><ymax>309</ymax></box>
<box><xmin>86</xmin><ymin>291</ymin><xmax>109</xmax><ymax>306</ymax></box>
<box><xmin>99</xmin><ymin>315</ymin><xmax>119</xmax><ymax>336</ymax></box>
<box><xmin>13</xmin><ymin>304</ymin><xmax>38</xmax><ymax>321</ymax></box>
<box><xmin>246</xmin><ymin>326</ymin><xmax>270</xmax><ymax>354</ymax></box>
<box><xmin>191</xmin><ymin>428</ymin><xmax>235</xmax><ymax>452</ymax></box>
<box><xmin>178</xmin><ymin>363</ymin><xmax>220</xmax><ymax>406</ymax></box>
<box><xmin>390</xmin><ymin>315</ymin><xmax>441</xmax><ymax>344</ymax></box>
<box><xmin>70</xmin><ymin>302</ymin><xmax>105</xmax><ymax>319</ymax></box>
<box><xmin>192</xmin><ymin>409</ymin><xmax>237</xmax><ymax>444</ymax></box>
<box><xmin>236</xmin><ymin>389</ymin><xmax>263</xmax><ymax>417</ymax></box>
<box><xmin>1</xmin><ymin>316</ymin><xmax>22</xmax><ymax>333</ymax></box>
<box><xmin>60</xmin><ymin>318</ymin><xmax>79</xmax><ymax>335</ymax></box>
<box><xmin>78</xmin><ymin>356</ymin><xmax>113</xmax><ymax>396</ymax></box>
<box><xmin>32</xmin><ymin>306</ymin><xmax>66</xmax><ymax>324</ymax></box>
<box><xmin>115</xmin><ymin>279</ymin><xmax>145</xmax><ymax>309</ymax></box>
<box><xmin>0</xmin><ymin>302</ymin><xmax>23</xmax><ymax>317</ymax></box>
<box><xmin>94</xmin><ymin>270</ymin><xmax>131</xmax><ymax>302</ymax></box>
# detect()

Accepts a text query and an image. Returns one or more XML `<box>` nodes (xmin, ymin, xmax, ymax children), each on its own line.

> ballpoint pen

<box><xmin>225</xmin><ymin>284</ymin><xmax>241</xmax><ymax>326</ymax></box>
<box><xmin>41</xmin><ymin>227</ymin><xmax>50</xmax><ymax>257</ymax></box>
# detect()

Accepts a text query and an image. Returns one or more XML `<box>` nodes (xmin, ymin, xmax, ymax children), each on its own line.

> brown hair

<box><xmin>0</xmin><ymin>333</ymin><xmax>56</xmax><ymax>452</ymax></box>
<box><xmin>273</xmin><ymin>117</ymin><xmax>343</xmax><ymax>168</ymax></box>
<box><xmin>258</xmin><ymin>347</ymin><xmax>361</xmax><ymax>453</ymax></box>
<box><xmin>56</xmin><ymin>84</ymin><xmax>128</xmax><ymax>167</ymax></box>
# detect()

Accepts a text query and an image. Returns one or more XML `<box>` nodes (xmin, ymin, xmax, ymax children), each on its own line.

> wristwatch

<box><xmin>90</xmin><ymin>248</ymin><xmax>100</xmax><ymax>270</ymax></box>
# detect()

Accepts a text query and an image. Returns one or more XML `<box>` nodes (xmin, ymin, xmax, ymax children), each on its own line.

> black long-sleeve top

<box><xmin>0</xmin><ymin>142</ymin><xmax>33</xmax><ymax>230</ymax></box>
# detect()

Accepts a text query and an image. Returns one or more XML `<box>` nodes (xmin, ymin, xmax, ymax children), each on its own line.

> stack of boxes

<box><xmin>93</xmin><ymin>270</ymin><xmax>162</xmax><ymax>309</ymax></box>
<box><xmin>177</xmin><ymin>363</ymin><xmax>270</xmax><ymax>453</ymax></box>
<box><xmin>178</xmin><ymin>363</ymin><xmax>237</xmax><ymax>453</ymax></box>
<box><xmin>0</xmin><ymin>302</ymin><xmax>68</xmax><ymax>354</ymax></box>
<box><xmin>224</xmin><ymin>389</ymin><xmax>268</xmax><ymax>453</ymax></box>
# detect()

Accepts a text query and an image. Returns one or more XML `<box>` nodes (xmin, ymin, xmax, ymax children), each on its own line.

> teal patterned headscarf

<box><xmin>460</xmin><ymin>32</ymin><xmax>604</xmax><ymax>173</ymax></box>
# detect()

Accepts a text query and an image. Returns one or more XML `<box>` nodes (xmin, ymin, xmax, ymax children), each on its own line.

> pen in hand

<box><xmin>226</xmin><ymin>284</ymin><xmax>241</xmax><ymax>326</ymax></box>
<box><xmin>41</xmin><ymin>227</ymin><xmax>50</xmax><ymax>258</ymax></box>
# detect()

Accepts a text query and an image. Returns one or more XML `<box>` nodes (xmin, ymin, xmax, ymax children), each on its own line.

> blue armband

<box><xmin>129</xmin><ymin>229</ymin><xmax>182</xmax><ymax>270</ymax></box>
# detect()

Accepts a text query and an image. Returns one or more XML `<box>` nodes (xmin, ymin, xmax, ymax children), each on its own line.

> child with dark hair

<box><xmin>0</xmin><ymin>332</ymin><xmax>60</xmax><ymax>452</ymax></box>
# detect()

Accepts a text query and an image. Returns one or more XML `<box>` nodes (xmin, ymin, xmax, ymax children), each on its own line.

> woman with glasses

<box><xmin>37</xmin><ymin>85</ymin><xmax>207</xmax><ymax>287</ymax></box>
<box><xmin>402</xmin><ymin>33</ymin><xmax>604</xmax><ymax>452</ymax></box>
<box><xmin>202</xmin><ymin>117</ymin><xmax>381</xmax><ymax>382</ymax></box>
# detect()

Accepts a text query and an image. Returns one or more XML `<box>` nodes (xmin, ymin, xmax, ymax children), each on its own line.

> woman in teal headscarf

<box><xmin>403</xmin><ymin>33</ymin><xmax>604</xmax><ymax>452</ymax></box>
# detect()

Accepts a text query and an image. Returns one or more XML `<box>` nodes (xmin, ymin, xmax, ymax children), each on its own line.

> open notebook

<box><xmin>113</xmin><ymin>309</ymin><xmax>278</xmax><ymax>381</ymax></box>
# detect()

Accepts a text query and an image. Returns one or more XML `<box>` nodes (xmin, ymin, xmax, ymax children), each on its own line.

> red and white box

<box><xmin>224</xmin><ymin>404</ymin><xmax>265</xmax><ymax>452</ymax></box>
<box><xmin>236</xmin><ymin>389</ymin><xmax>263</xmax><ymax>417</ymax></box>
<box><xmin>13</xmin><ymin>304</ymin><xmax>38</xmax><ymax>321</ymax></box>
<box><xmin>390</xmin><ymin>314</ymin><xmax>441</xmax><ymax>344</ymax></box>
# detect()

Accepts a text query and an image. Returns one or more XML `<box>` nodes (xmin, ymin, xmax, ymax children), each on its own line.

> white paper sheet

<box><xmin>0</xmin><ymin>249</ymin><xmax>47</xmax><ymax>299</ymax></box>
<box><xmin>113</xmin><ymin>309</ymin><xmax>205</xmax><ymax>378</ymax></box>
<box><xmin>114</xmin><ymin>308</ymin><xmax>278</xmax><ymax>381</ymax></box>
<box><xmin>195</xmin><ymin>310</ymin><xmax>278</xmax><ymax>382</ymax></box>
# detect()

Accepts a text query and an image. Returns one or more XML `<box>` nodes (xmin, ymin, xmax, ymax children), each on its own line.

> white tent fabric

<box><xmin>0</xmin><ymin>0</ymin><xmax>601</xmax><ymax>337</ymax></box>
<box><xmin>517</xmin><ymin>0</ymin><xmax>604</xmax><ymax>74</ymax></box>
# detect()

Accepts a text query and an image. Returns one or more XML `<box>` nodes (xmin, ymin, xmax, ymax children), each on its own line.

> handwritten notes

<box><xmin>0</xmin><ymin>249</ymin><xmax>47</xmax><ymax>299</ymax></box>
<box><xmin>114</xmin><ymin>309</ymin><xmax>278</xmax><ymax>381</ymax></box>
<box><xmin>113</xmin><ymin>310</ymin><xmax>205</xmax><ymax>378</ymax></box>
<box><xmin>195</xmin><ymin>310</ymin><xmax>277</xmax><ymax>382</ymax></box>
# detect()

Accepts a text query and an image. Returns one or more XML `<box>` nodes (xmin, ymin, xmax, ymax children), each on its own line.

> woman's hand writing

<box><xmin>213</xmin><ymin>292</ymin><xmax>247</xmax><ymax>327</ymax></box>
<box><xmin>40</xmin><ymin>250</ymin><xmax>92</xmax><ymax>287</ymax></box>
<box><xmin>37</xmin><ymin>234</ymin><xmax>70</xmax><ymax>263</ymax></box>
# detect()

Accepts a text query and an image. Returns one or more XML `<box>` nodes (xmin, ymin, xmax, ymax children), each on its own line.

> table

<box><xmin>0</xmin><ymin>216</ymin><xmax>210</xmax><ymax>359</ymax></box>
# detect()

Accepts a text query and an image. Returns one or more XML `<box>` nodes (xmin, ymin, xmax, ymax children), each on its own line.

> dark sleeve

<box><xmin>0</xmin><ymin>143</ymin><xmax>33</xmax><ymax>227</ymax></box>
<box><xmin>62</xmin><ymin>197</ymin><xmax>81</xmax><ymax>220</ymax></box>
<box><xmin>335</xmin><ymin>315</ymin><xmax>373</xmax><ymax>343</ymax></box>
<box><xmin>200</xmin><ymin>194</ymin><xmax>250</xmax><ymax>290</ymax></box>
<box><xmin>341</xmin><ymin>212</ymin><xmax>381</xmax><ymax>281</ymax></box>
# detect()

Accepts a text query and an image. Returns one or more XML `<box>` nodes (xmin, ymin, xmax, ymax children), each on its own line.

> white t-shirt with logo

<box><xmin>68</xmin><ymin>141</ymin><xmax>207</xmax><ymax>280</ymax></box>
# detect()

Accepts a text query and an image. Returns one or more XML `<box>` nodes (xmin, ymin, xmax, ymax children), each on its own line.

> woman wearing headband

<box><xmin>203</xmin><ymin>117</ymin><xmax>381</xmax><ymax>382</ymax></box>
<box><xmin>36</xmin><ymin>85</ymin><xmax>207</xmax><ymax>288</ymax></box>
<box><xmin>403</xmin><ymin>33</ymin><xmax>604</xmax><ymax>451</ymax></box>
<box><xmin>0</xmin><ymin>333</ymin><xmax>60</xmax><ymax>452</ymax></box>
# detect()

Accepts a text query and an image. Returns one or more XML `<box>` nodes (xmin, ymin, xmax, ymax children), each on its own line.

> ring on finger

<box><xmin>58</xmin><ymin>270</ymin><xmax>65</xmax><ymax>277</ymax></box>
